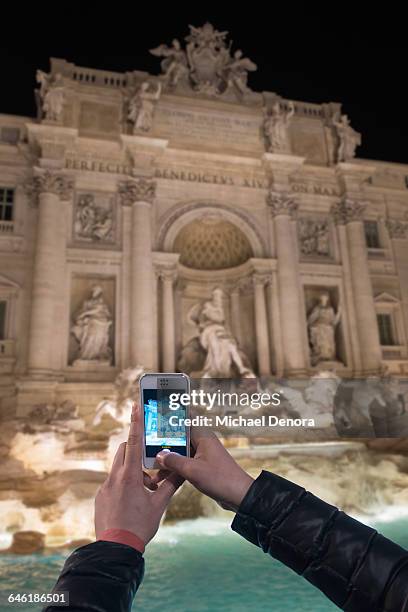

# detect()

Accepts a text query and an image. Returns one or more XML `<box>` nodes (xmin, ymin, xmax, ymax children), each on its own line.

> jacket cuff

<box><xmin>231</xmin><ymin>470</ymin><xmax>307</xmax><ymax>547</ymax></box>
<box><xmin>98</xmin><ymin>529</ymin><xmax>145</xmax><ymax>553</ymax></box>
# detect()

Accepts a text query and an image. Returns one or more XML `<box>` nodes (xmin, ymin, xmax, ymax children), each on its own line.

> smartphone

<box><xmin>140</xmin><ymin>372</ymin><xmax>190</xmax><ymax>469</ymax></box>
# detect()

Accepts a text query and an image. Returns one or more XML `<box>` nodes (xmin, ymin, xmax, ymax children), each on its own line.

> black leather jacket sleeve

<box><xmin>43</xmin><ymin>540</ymin><xmax>144</xmax><ymax>612</ymax></box>
<box><xmin>231</xmin><ymin>470</ymin><xmax>408</xmax><ymax>612</ymax></box>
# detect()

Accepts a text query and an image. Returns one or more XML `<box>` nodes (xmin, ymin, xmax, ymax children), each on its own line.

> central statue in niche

<box><xmin>71</xmin><ymin>285</ymin><xmax>113</xmax><ymax>365</ymax></box>
<box><xmin>178</xmin><ymin>287</ymin><xmax>255</xmax><ymax>378</ymax></box>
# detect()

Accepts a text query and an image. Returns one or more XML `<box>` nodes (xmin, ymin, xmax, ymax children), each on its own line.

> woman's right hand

<box><xmin>154</xmin><ymin>429</ymin><xmax>254</xmax><ymax>512</ymax></box>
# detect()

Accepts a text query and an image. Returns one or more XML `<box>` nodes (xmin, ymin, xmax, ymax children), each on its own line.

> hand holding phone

<box><xmin>154</xmin><ymin>427</ymin><xmax>254</xmax><ymax>512</ymax></box>
<box><xmin>140</xmin><ymin>373</ymin><xmax>191</xmax><ymax>469</ymax></box>
<box><xmin>95</xmin><ymin>404</ymin><xmax>183</xmax><ymax>547</ymax></box>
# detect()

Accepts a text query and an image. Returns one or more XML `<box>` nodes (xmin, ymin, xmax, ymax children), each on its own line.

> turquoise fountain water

<box><xmin>1</xmin><ymin>516</ymin><xmax>407</xmax><ymax>612</ymax></box>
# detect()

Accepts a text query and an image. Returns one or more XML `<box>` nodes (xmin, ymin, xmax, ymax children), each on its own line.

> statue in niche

<box><xmin>150</xmin><ymin>39</ymin><xmax>189</xmax><ymax>88</ymax></box>
<box><xmin>263</xmin><ymin>101</ymin><xmax>295</xmax><ymax>153</ymax></box>
<box><xmin>299</xmin><ymin>219</ymin><xmax>330</xmax><ymax>256</ymax></box>
<box><xmin>127</xmin><ymin>81</ymin><xmax>162</xmax><ymax>132</ymax></box>
<box><xmin>74</xmin><ymin>194</ymin><xmax>113</xmax><ymax>242</ymax></box>
<box><xmin>178</xmin><ymin>287</ymin><xmax>255</xmax><ymax>378</ymax></box>
<box><xmin>307</xmin><ymin>292</ymin><xmax>341</xmax><ymax>366</ymax></box>
<box><xmin>35</xmin><ymin>70</ymin><xmax>65</xmax><ymax>122</ymax></box>
<box><xmin>332</xmin><ymin>112</ymin><xmax>361</xmax><ymax>162</ymax></box>
<box><xmin>71</xmin><ymin>285</ymin><xmax>113</xmax><ymax>365</ymax></box>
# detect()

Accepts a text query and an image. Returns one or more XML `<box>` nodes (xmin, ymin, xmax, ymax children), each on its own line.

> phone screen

<box><xmin>143</xmin><ymin>388</ymin><xmax>188</xmax><ymax>457</ymax></box>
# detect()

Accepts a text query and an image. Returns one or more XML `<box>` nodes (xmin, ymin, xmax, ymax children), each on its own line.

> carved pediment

<box><xmin>374</xmin><ymin>292</ymin><xmax>399</xmax><ymax>305</ymax></box>
<box><xmin>0</xmin><ymin>274</ymin><xmax>20</xmax><ymax>297</ymax></box>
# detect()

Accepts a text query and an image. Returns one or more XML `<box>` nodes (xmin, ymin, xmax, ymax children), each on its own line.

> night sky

<box><xmin>1</xmin><ymin>8</ymin><xmax>407</xmax><ymax>164</ymax></box>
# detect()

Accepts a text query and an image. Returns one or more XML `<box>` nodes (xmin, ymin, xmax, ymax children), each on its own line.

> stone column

<box><xmin>267</xmin><ymin>270</ymin><xmax>284</xmax><ymax>378</ymax></box>
<box><xmin>331</xmin><ymin>198</ymin><xmax>382</xmax><ymax>373</ymax></box>
<box><xmin>25</xmin><ymin>170</ymin><xmax>73</xmax><ymax>377</ymax></box>
<box><xmin>230</xmin><ymin>286</ymin><xmax>242</xmax><ymax>346</ymax></box>
<box><xmin>335</xmin><ymin>222</ymin><xmax>362</xmax><ymax>373</ymax></box>
<box><xmin>386</xmin><ymin>219</ymin><xmax>408</xmax><ymax>351</ymax></box>
<box><xmin>253</xmin><ymin>273</ymin><xmax>271</xmax><ymax>375</ymax></box>
<box><xmin>159</xmin><ymin>267</ymin><xmax>177</xmax><ymax>372</ymax></box>
<box><xmin>267</xmin><ymin>191</ymin><xmax>308</xmax><ymax>374</ymax></box>
<box><xmin>119</xmin><ymin>178</ymin><xmax>156</xmax><ymax>370</ymax></box>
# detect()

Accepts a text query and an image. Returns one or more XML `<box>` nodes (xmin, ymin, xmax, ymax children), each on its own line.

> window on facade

<box><xmin>0</xmin><ymin>188</ymin><xmax>14</xmax><ymax>221</ymax></box>
<box><xmin>377</xmin><ymin>313</ymin><xmax>395</xmax><ymax>346</ymax></box>
<box><xmin>0</xmin><ymin>301</ymin><xmax>6</xmax><ymax>340</ymax></box>
<box><xmin>364</xmin><ymin>220</ymin><xmax>381</xmax><ymax>249</ymax></box>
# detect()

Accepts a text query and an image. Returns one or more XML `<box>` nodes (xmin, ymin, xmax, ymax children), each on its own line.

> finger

<box><xmin>190</xmin><ymin>428</ymin><xmax>220</xmax><ymax>457</ymax></box>
<box><xmin>155</xmin><ymin>450</ymin><xmax>196</xmax><ymax>480</ymax></box>
<box><xmin>190</xmin><ymin>426</ymin><xmax>217</xmax><ymax>449</ymax></box>
<box><xmin>190</xmin><ymin>426</ymin><xmax>205</xmax><ymax>449</ymax></box>
<box><xmin>143</xmin><ymin>471</ymin><xmax>158</xmax><ymax>491</ymax></box>
<box><xmin>106</xmin><ymin>442</ymin><xmax>126</xmax><ymax>483</ymax></box>
<box><xmin>124</xmin><ymin>403</ymin><xmax>143</xmax><ymax>473</ymax></box>
<box><xmin>154</xmin><ymin>472</ymin><xmax>184</xmax><ymax>507</ymax></box>
<box><xmin>111</xmin><ymin>442</ymin><xmax>126</xmax><ymax>471</ymax></box>
<box><xmin>150</xmin><ymin>469</ymin><xmax>170</xmax><ymax>485</ymax></box>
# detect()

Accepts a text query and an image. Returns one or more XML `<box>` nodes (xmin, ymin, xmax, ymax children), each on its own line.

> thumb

<box><xmin>154</xmin><ymin>472</ymin><xmax>184</xmax><ymax>508</ymax></box>
<box><xmin>156</xmin><ymin>450</ymin><xmax>195</xmax><ymax>479</ymax></box>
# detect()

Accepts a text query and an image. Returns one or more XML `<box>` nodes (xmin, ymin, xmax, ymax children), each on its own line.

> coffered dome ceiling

<box><xmin>173</xmin><ymin>216</ymin><xmax>253</xmax><ymax>270</ymax></box>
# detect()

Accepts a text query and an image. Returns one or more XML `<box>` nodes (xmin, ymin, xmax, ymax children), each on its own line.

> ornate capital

<box><xmin>252</xmin><ymin>272</ymin><xmax>270</xmax><ymax>287</ymax></box>
<box><xmin>229</xmin><ymin>282</ymin><xmax>241</xmax><ymax>295</ymax></box>
<box><xmin>157</xmin><ymin>266</ymin><xmax>178</xmax><ymax>283</ymax></box>
<box><xmin>118</xmin><ymin>177</ymin><xmax>156</xmax><ymax>206</ymax></box>
<box><xmin>266</xmin><ymin>190</ymin><xmax>298</xmax><ymax>218</ymax></box>
<box><xmin>386</xmin><ymin>218</ymin><xmax>408</xmax><ymax>240</ymax></box>
<box><xmin>24</xmin><ymin>170</ymin><xmax>74</xmax><ymax>203</ymax></box>
<box><xmin>330</xmin><ymin>197</ymin><xmax>366</xmax><ymax>225</ymax></box>
<box><xmin>236</xmin><ymin>276</ymin><xmax>252</xmax><ymax>294</ymax></box>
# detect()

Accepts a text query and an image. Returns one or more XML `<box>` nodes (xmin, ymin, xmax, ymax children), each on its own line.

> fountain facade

<box><xmin>1</xmin><ymin>23</ymin><xmax>408</xmax><ymax>549</ymax></box>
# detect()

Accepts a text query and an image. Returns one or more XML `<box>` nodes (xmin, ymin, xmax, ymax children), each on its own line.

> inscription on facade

<box><xmin>65</xmin><ymin>157</ymin><xmax>339</xmax><ymax>195</ymax></box>
<box><xmin>155</xmin><ymin>106</ymin><xmax>262</xmax><ymax>151</ymax></box>
<box><xmin>66</xmin><ymin>158</ymin><xmax>137</xmax><ymax>175</ymax></box>
<box><xmin>291</xmin><ymin>182</ymin><xmax>340</xmax><ymax>197</ymax></box>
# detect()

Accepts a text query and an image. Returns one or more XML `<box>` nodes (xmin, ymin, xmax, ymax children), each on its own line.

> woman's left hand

<box><xmin>95</xmin><ymin>404</ymin><xmax>183</xmax><ymax>546</ymax></box>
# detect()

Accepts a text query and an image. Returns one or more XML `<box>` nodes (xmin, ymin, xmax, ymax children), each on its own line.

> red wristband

<box><xmin>97</xmin><ymin>529</ymin><xmax>145</xmax><ymax>553</ymax></box>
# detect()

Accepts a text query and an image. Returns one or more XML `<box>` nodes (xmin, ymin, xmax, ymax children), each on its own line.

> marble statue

<box><xmin>36</xmin><ymin>70</ymin><xmax>65</xmax><ymax>122</ymax></box>
<box><xmin>71</xmin><ymin>285</ymin><xmax>113</xmax><ymax>364</ymax></box>
<box><xmin>23</xmin><ymin>400</ymin><xmax>82</xmax><ymax>434</ymax></box>
<box><xmin>221</xmin><ymin>50</ymin><xmax>257</xmax><ymax>97</ymax></box>
<box><xmin>150</xmin><ymin>39</ymin><xmax>188</xmax><ymax>88</ymax></box>
<box><xmin>93</xmin><ymin>366</ymin><xmax>144</xmax><ymax>428</ymax></box>
<box><xmin>128</xmin><ymin>81</ymin><xmax>162</xmax><ymax>132</ymax></box>
<box><xmin>182</xmin><ymin>287</ymin><xmax>255</xmax><ymax>378</ymax></box>
<box><xmin>332</xmin><ymin>113</ymin><xmax>361</xmax><ymax>162</ymax></box>
<box><xmin>307</xmin><ymin>292</ymin><xmax>341</xmax><ymax>365</ymax></box>
<box><xmin>150</xmin><ymin>23</ymin><xmax>256</xmax><ymax>98</ymax></box>
<box><xmin>298</xmin><ymin>218</ymin><xmax>330</xmax><ymax>256</ymax></box>
<box><xmin>276</xmin><ymin>371</ymin><xmax>340</xmax><ymax>432</ymax></box>
<box><xmin>185</xmin><ymin>22</ymin><xmax>229</xmax><ymax>94</ymax></box>
<box><xmin>263</xmin><ymin>101</ymin><xmax>295</xmax><ymax>153</ymax></box>
<box><xmin>74</xmin><ymin>194</ymin><xmax>113</xmax><ymax>242</ymax></box>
